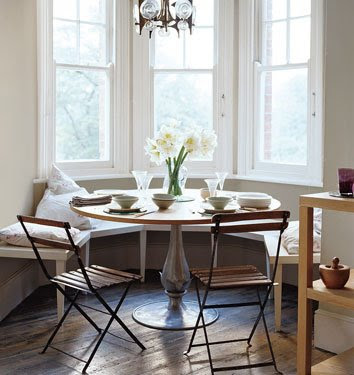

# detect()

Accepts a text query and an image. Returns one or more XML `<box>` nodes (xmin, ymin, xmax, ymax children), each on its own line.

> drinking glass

<box><xmin>132</xmin><ymin>170</ymin><xmax>148</xmax><ymax>191</ymax></box>
<box><xmin>215</xmin><ymin>172</ymin><xmax>228</xmax><ymax>192</ymax></box>
<box><xmin>204</xmin><ymin>178</ymin><xmax>219</xmax><ymax>198</ymax></box>
<box><xmin>141</xmin><ymin>174</ymin><xmax>153</xmax><ymax>200</ymax></box>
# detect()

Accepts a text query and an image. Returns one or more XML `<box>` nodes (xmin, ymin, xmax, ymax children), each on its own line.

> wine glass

<box><xmin>216</xmin><ymin>172</ymin><xmax>228</xmax><ymax>192</ymax></box>
<box><xmin>141</xmin><ymin>174</ymin><xmax>153</xmax><ymax>201</ymax></box>
<box><xmin>132</xmin><ymin>170</ymin><xmax>147</xmax><ymax>192</ymax></box>
<box><xmin>204</xmin><ymin>178</ymin><xmax>219</xmax><ymax>198</ymax></box>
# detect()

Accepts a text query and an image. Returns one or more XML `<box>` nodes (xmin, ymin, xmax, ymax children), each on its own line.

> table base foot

<box><xmin>132</xmin><ymin>301</ymin><xmax>218</xmax><ymax>331</ymax></box>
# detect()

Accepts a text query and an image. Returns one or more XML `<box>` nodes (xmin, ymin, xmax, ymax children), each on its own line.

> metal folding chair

<box><xmin>184</xmin><ymin>210</ymin><xmax>290</xmax><ymax>374</ymax></box>
<box><xmin>17</xmin><ymin>215</ymin><xmax>145</xmax><ymax>374</ymax></box>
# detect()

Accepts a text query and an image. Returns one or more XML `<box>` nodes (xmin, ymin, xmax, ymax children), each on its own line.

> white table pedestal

<box><xmin>133</xmin><ymin>224</ymin><xmax>218</xmax><ymax>330</ymax></box>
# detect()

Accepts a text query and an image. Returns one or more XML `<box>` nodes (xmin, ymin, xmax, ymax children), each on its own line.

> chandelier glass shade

<box><xmin>134</xmin><ymin>0</ymin><xmax>195</xmax><ymax>37</ymax></box>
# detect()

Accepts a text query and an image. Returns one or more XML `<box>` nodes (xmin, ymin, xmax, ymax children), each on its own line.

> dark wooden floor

<box><xmin>0</xmin><ymin>271</ymin><xmax>331</xmax><ymax>375</ymax></box>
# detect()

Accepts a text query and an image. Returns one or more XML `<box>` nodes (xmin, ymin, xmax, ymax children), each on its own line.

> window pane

<box><xmin>290</xmin><ymin>0</ymin><xmax>311</xmax><ymax>17</ymax></box>
<box><xmin>53</xmin><ymin>0</ymin><xmax>77</xmax><ymax>20</ymax></box>
<box><xmin>53</xmin><ymin>20</ymin><xmax>78</xmax><ymax>64</ymax></box>
<box><xmin>193</xmin><ymin>0</ymin><xmax>214</xmax><ymax>26</ymax></box>
<box><xmin>80</xmin><ymin>0</ymin><xmax>105</xmax><ymax>23</ymax></box>
<box><xmin>265</xmin><ymin>21</ymin><xmax>287</xmax><ymax>65</ymax></box>
<box><xmin>153</xmin><ymin>32</ymin><xmax>184</xmax><ymax>69</ymax></box>
<box><xmin>290</xmin><ymin>17</ymin><xmax>311</xmax><ymax>63</ymax></box>
<box><xmin>154</xmin><ymin>73</ymin><xmax>213</xmax><ymax>132</ymax></box>
<box><xmin>259</xmin><ymin>69</ymin><xmax>308</xmax><ymax>165</ymax></box>
<box><xmin>265</xmin><ymin>0</ymin><xmax>287</xmax><ymax>21</ymax></box>
<box><xmin>55</xmin><ymin>68</ymin><xmax>109</xmax><ymax>162</ymax></box>
<box><xmin>185</xmin><ymin>28</ymin><xmax>214</xmax><ymax>69</ymax></box>
<box><xmin>80</xmin><ymin>24</ymin><xmax>106</xmax><ymax>65</ymax></box>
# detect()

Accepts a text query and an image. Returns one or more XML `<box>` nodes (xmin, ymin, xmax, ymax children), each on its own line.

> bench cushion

<box><xmin>0</xmin><ymin>222</ymin><xmax>81</xmax><ymax>248</ymax></box>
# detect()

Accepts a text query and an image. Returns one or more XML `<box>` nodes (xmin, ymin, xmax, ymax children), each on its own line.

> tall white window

<box><xmin>133</xmin><ymin>0</ymin><xmax>234</xmax><ymax>174</ymax></box>
<box><xmin>53</xmin><ymin>0</ymin><xmax>113</xmax><ymax>168</ymax></box>
<box><xmin>38</xmin><ymin>0</ymin><xmax>133</xmax><ymax>178</ymax></box>
<box><xmin>152</xmin><ymin>0</ymin><xmax>214</xmax><ymax>136</ymax></box>
<box><xmin>238</xmin><ymin>0</ymin><xmax>324</xmax><ymax>186</ymax></box>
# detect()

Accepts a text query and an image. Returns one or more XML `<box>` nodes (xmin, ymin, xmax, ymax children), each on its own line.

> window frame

<box><xmin>132</xmin><ymin>0</ymin><xmax>234</xmax><ymax>176</ymax></box>
<box><xmin>237</xmin><ymin>0</ymin><xmax>324</xmax><ymax>187</ymax></box>
<box><xmin>37</xmin><ymin>0</ymin><xmax>130</xmax><ymax>178</ymax></box>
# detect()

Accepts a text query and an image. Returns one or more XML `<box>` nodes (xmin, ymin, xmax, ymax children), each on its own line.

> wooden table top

<box><xmin>71</xmin><ymin>189</ymin><xmax>281</xmax><ymax>225</ymax></box>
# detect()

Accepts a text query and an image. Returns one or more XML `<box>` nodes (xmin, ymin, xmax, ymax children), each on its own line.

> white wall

<box><xmin>0</xmin><ymin>0</ymin><xmax>37</xmax><ymax>292</ymax></box>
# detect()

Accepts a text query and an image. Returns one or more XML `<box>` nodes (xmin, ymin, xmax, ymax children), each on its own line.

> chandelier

<box><xmin>134</xmin><ymin>0</ymin><xmax>195</xmax><ymax>38</ymax></box>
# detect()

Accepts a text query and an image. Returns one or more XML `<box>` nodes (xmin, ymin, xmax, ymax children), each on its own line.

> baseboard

<box><xmin>0</xmin><ymin>261</ymin><xmax>39</xmax><ymax>321</ymax></box>
<box><xmin>314</xmin><ymin>308</ymin><xmax>354</xmax><ymax>353</ymax></box>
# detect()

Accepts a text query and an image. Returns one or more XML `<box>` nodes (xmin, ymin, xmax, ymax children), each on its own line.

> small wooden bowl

<box><xmin>319</xmin><ymin>257</ymin><xmax>350</xmax><ymax>289</ymax></box>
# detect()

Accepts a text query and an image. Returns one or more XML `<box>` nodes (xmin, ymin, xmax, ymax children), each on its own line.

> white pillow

<box><xmin>0</xmin><ymin>222</ymin><xmax>80</xmax><ymax>248</ymax></box>
<box><xmin>48</xmin><ymin>164</ymin><xmax>81</xmax><ymax>195</ymax></box>
<box><xmin>36</xmin><ymin>188</ymin><xmax>92</xmax><ymax>230</ymax></box>
<box><xmin>281</xmin><ymin>221</ymin><xmax>321</xmax><ymax>255</ymax></box>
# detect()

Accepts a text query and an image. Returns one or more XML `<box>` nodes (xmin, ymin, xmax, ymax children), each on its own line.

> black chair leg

<box><xmin>247</xmin><ymin>284</ymin><xmax>273</xmax><ymax>346</ymax></box>
<box><xmin>95</xmin><ymin>282</ymin><xmax>146</xmax><ymax>351</ymax></box>
<box><xmin>256</xmin><ymin>289</ymin><xmax>282</xmax><ymax>375</ymax></box>
<box><xmin>83</xmin><ymin>282</ymin><xmax>143</xmax><ymax>373</ymax></box>
<box><xmin>184</xmin><ymin>278</ymin><xmax>203</xmax><ymax>355</ymax></box>
<box><xmin>56</xmin><ymin>285</ymin><xmax>101</xmax><ymax>333</ymax></box>
<box><xmin>184</xmin><ymin>280</ymin><xmax>217</xmax><ymax>373</ymax></box>
<box><xmin>42</xmin><ymin>291</ymin><xmax>80</xmax><ymax>354</ymax></box>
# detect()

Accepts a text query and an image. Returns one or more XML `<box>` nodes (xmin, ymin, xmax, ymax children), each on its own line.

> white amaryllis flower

<box><xmin>199</xmin><ymin>129</ymin><xmax>217</xmax><ymax>157</ymax></box>
<box><xmin>183</xmin><ymin>132</ymin><xmax>200</xmax><ymax>157</ymax></box>
<box><xmin>145</xmin><ymin>120</ymin><xmax>218</xmax><ymax>167</ymax></box>
<box><xmin>156</xmin><ymin>138</ymin><xmax>179</xmax><ymax>158</ymax></box>
<box><xmin>144</xmin><ymin>138</ymin><xmax>164</xmax><ymax>165</ymax></box>
<box><xmin>157</xmin><ymin>125</ymin><xmax>179</xmax><ymax>146</ymax></box>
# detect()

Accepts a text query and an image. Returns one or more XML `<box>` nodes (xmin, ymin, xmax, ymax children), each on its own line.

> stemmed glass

<box><xmin>132</xmin><ymin>170</ymin><xmax>147</xmax><ymax>192</ymax></box>
<box><xmin>216</xmin><ymin>172</ymin><xmax>228</xmax><ymax>192</ymax></box>
<box><xmin>204</xmin><ymin>178</ymin><xmax>219</xmax><ymax>198</ymax></box>
<box><xmin>141</xmin><ymin>174</ymin><xmax>153</xmax><ymax>202</ymax></box>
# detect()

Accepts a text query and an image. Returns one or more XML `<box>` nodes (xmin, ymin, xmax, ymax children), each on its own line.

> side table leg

<box><xmin>297</xmin><ymin>206</ymin><xmax>314</xmax><ymax>374</ymax></box>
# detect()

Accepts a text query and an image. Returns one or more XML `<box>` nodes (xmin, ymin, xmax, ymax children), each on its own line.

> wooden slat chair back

<box><xmin>17</xmin><ymin>215</ymin><xmax>145</xmax><ymax>373</ymax></box>
<box><xmin>185</xmin><ymin>210</ymin><xmax>290</xmax><ymax>375</ymax></box>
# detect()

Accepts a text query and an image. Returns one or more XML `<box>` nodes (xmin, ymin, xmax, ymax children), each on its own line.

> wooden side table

<box><xmin>297</xmin><ymin>192</ymin><xmax>354</xmax><ymax>374</ymax></box>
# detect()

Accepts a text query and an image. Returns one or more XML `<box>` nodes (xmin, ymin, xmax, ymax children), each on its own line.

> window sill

<box><xmin>34</xmin><ymin>173</ymin><xmax>323</xmax><ymax>188</ymax></box>
<box><xmin>233</xmin><ymin>174</ymin><xmax>323</xmax><ymax>188</ymax></box>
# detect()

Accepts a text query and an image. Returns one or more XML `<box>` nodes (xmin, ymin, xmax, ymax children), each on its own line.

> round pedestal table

<box><xmin>71</xmin><ymin>189</ymin><xmax>281</xmax><ymax>331</ymax></box>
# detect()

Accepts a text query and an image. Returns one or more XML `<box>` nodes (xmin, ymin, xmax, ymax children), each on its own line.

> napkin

<box><xmin>71</xmin><ymin>194</ymin><xmax>112</xmax><ymax>207</ymax></box>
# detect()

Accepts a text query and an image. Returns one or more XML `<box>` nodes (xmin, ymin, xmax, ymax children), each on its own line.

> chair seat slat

<box><xmin>82</xmin><ymin>269</ymin><xmax>120</xmax><ymax>285</ymax></box>
<box><xmin>210</xmin><ymin>279</ymin><xmax>272</xmax><ymax>289</ymax></box>
<box><xmin>71</xmin><ymin>271</ymin><xmax>109</xmax><ymax>287</ymax></box>
<box><xmin>51</xmin><ymin>276</ymin><xmax>91</xmax><ymax>292</ymax></box>
<box><xmin>63</xmin><ymin>272</ymin><xmax>105</xmax><ymax>288</ymax></box>
<box><xmin>90</xmin><ymin>265</ymin><xmax>142</xmax><ymax>280</ymax></box>
<box><xmin>84</xmin><ymin>268</ymin><xmax>129</xmax><ymax>284</ymax></box>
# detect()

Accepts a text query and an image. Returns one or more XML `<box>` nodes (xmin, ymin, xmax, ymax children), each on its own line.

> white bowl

<box><xmin>207</xmin><ymin>196</ymin><xmax>232</xmax><ymax>210</ymax></box>
<box><xmin>152</xmin><ymin>193</ymin><xmax>175</xmax><ymax>200</ymax></box>
<box><xmin>113</xmin><ymin>195</ymin><xmax>139</xmax><ymax>209</ymax></box>
<box><xmin>237</xmin><ymin>192</ymin><xmax>271</xmax><ymax>208</ymax></box>
<box><xmin>152</xmin><ymin>196</ymin><xmax>176</xmax><ymax>209</ymax></box>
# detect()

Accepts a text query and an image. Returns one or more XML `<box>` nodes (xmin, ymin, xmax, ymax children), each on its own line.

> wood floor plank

<box><xmin>0</xmin><ymin>270</ymin><xmax>332</xmax><ymax>374</ymax></box>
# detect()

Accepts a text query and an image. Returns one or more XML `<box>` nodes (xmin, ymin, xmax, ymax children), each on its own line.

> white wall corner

<box><xmin>0</xmin><ymin>262</ymin><xmax>39</xmax><ymax>321</ymax></box>
<box><xmin>314</xmin><ymin>308</ymin><xmax>354</xmax><ymax>354</ymax></box>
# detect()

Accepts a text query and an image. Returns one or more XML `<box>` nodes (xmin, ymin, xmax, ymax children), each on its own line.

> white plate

<box><xmin>104</xmin><ymin>207</ymin><xmax>145</xmax><ymax>214</ymax></box>
<box><xmin>203</xmin><ymin>207</ymin><xmax>237</xmax><ymax>214</ymax></box>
